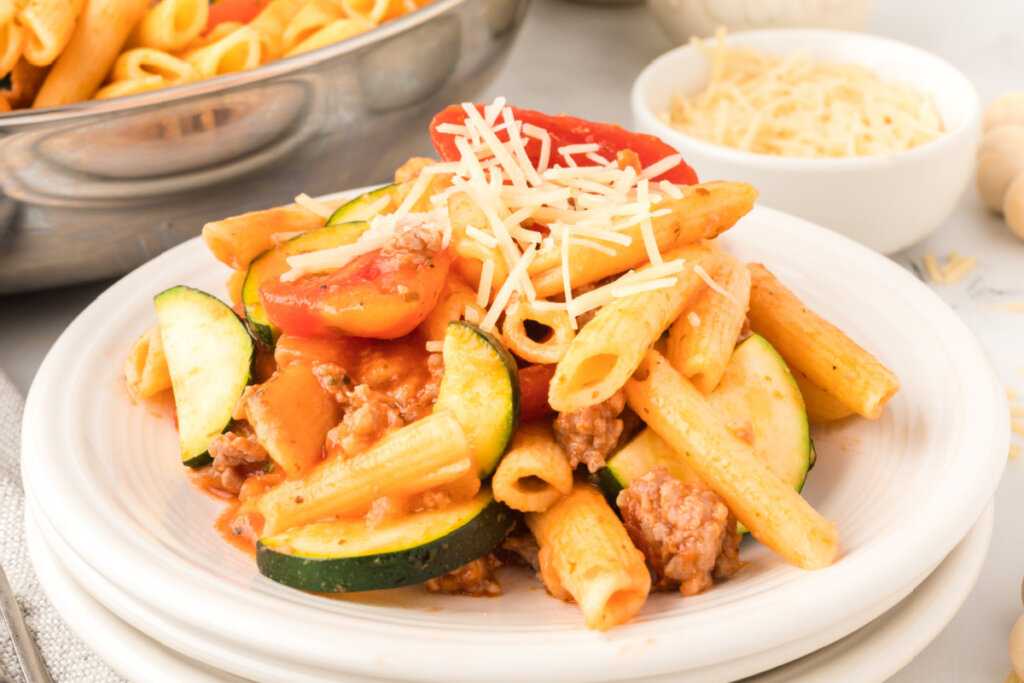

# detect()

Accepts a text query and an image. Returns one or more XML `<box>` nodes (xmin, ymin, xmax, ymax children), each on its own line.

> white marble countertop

<box><xmin>2</xmin><ymin>0</ymin><xmax>1022</xmax><ymax>680</ymax></box>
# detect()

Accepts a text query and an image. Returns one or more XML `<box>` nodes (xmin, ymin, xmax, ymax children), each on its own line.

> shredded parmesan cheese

<box><xmin>477</xmin><ymin>259</ymin><xmax>495</xmax><ymax>308</ymax></box>
<box><xmin>425</xmin><ymin>340</ymin><xmax>444</xmax><ymax>353</ymax></box>
<box><xmin>666</xmin><ymin>27</ymin><xmax>944</xmax><ymax>158</ymax></box>
<box><xmin>688</xmin><ymin>311</ymin><xmax>701</xmax><ymax>327</ymax></box>
<box><xmin>921</xmin><ymin>250</ymin><xmax>977</xmax><ymax>285</ymax></box>
<box><xmin>694</xmin><ymin>264</ymin><xmax>736</xmax><ymax>302</ymax></box>
<box><xmin>982</xmin><ymin>301</ymin><xmax>1024</xmax><ymax>312</ymax></box>
<box><xmin>294</xmin><ymin>193</ymin><xmax>334</xmax><ymax>219</ymax></box>
<box><xmin>481</xmin><ymin>244</ymin><xmax>538</xmax><ymax>332</ymax></box>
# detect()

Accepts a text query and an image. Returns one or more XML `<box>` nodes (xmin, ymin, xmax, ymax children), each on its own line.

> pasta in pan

<box><xmin>124</xmin><ymin>101</ymin><xmax>899</xmax><ymax>630</ymax></box>
<box><xmin>0</xmin><ymin>0</ymin><xmax>437</xmax><ymax>109</ymax></box>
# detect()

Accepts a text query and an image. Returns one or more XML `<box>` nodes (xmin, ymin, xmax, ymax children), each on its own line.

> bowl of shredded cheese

<box><xmin>631</xmin><ymin>28</ymin><xmax>979</xmax><ymax>253</ymax></box>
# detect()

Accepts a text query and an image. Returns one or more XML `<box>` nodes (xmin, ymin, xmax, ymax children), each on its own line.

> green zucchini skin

<box><xmin>256</xmin><ymin>492</ymin><xmax>514</xmax><ymax>593</ymax></box>
<box><xmin>241</xmin><ymin>221</ymin><xmax>370</xmax><ymax>346</ymax></box>
<box><xmin>153</xmin><ymin>285</ymin><xmax>254</xmax><ymax>468</ymax></box>
<box><xmin>327</xmin><ymin>185</ymin><xmax>400</xmax><ymax>226</ymax></box>
<box><xmin>434</xmin><ymin>321</ymin><xmax>521</xmax><ymax>477</ymax></box>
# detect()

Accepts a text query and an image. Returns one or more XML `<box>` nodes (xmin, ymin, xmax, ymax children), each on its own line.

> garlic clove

<box><xmin>976</xmin><ymin>142</ymin><xmax>1024</xmax><ymax>212</ymax></box>
<box><xmin>1005</xmin><ymin>174</ymin><xmax>1024</xmax><ymax>240</ymax></box>
<box><xmin>1012</xmin><ymin>614</ymin><xmax>1024</xmax><ymax>678</ymax></box>
<box><xmin>984</xmin><ymin>91</ymin><xmax>1024</xmax><ymax>132</ymax></box>
<box><xmin>980</xmin><ymin>125</ymin><xmax>1024</xmax><ymax>157</ymax></box>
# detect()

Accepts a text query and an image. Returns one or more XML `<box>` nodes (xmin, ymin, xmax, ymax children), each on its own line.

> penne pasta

<box><xmin>248</xmin><ymin>0</ymin><xmax>305</xmax><ymax>61</ymax></box>
<box><xmin>492</xmin><ymin>423</ymin><xmax>573</xmax><ymax>512</ymax></box>
<box><xmin>419</xmin><ymin>276</ymin><xmax>485</xmax><ymax>344</ymax></box>
<box><xmin>284</xmin><ymin>17</ymin><xmax>374</xmax><ymax>57</ymax></box>
<box><xmin>33</xmin><ymin>0</ymin><xmax>150</xmax><ymax>108</ymax></box>
<box><xmin>18</xmin><ymin>0</ymin><xmax>84</xmax><ymax>67</ymax></box>
<box><xmin>281</xmin><ymin>0</ymin><xmax>342</xmax><ymax>55</ymax></box>
<box><xmin>501</xmin><ymin>297</ymin><xmax>575</xmax><ymax>365</ymax></box>
<box><xmin>746</xmin><ymin>263</ymin><xmax>900</xmax><ymax>419</ymax></box>
<box><xmin>526</xmin><ymin>482</ymin><xmax>651</xmax><ymax>631</ymax></box>
<box><xmin>548</xmin><ymin>242</ymin><xmax>719</xmax><ymax>412</ymax></box>
<box><xmin>124</xmin><ymin>325</ymin><xmax>172</xmax><ymax>399</ymax></box>
<box><xmin>0</xmin><ymin>7</ymin><xmax>21</xmax><ymax>80</ymax></box>
<box><xmin>93</xmin><ymin>75</ymin><xmax>166</xmax><ymax>100</ymax></box>
<box><xmin>129</xmin><ymin>0</ymin><xmax>209</xmax><ymax>52</ymax></box>
<box><xmin>201</xmin><ymin>203</ymin><xmax>329</xmax><ymax>270</ymax></box>
<box><xmin>185</xmin><ymin>25</ymin><xmax>261</xmax><ymax>79</ymax></box>
<box><xmin>529</xmin><ymin>181</ymin><xmax>757</xmax><ymax>297</ymax></box>
<box><xmin>112</xmin><ymin>48</ymin><xmax>200</xmax><ymax>87</ymax></box>
<box><xmin>666</xmin><ymin>252</ymin><xmax>751</xmax><ymax>394</ymax></box>
<box><xmin>624</xmin><ymin>350</ymin><xmax>838</xmax><ymax>569</ymax></box>
<box><xmin>256</xmin><ymin>410</ymin><xmax>473</xmax><ymax>536</ymax></box>
<box><xmin>790</xmin><ymin>366</ymin><xmax>856</xmax><ymax>423</ymax></box>
<box><xmin>7</xmin><ymin>58</ymin><xmax>48</xmax><ymax>108</ymax></box>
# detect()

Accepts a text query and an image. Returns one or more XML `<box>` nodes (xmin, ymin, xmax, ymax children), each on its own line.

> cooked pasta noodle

<box><xmin>129</xmin><ymin>0</ymin><xmax>209</xmax><ymax>52</ymax></box>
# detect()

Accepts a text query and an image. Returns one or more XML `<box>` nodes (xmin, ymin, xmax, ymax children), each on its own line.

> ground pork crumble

<box><xmin>617</xmin><ymin>467</ymin><xmax>741</xmax><ymax>595</ymax></box>
<box><xmin>552</xmin><ymin>389</ymin><xmax>626</xmax><ymax>472</ymax></box>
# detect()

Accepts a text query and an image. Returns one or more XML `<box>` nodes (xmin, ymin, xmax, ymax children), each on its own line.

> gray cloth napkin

<box><xmin>0</xmin><ymin>369</ymin><xmax>123</xmax><ymax>682</ymax></box>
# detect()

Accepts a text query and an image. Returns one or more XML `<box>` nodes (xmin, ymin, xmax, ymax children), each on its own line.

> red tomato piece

<box><xmin>430</xmin><ymin>104</ymin><xmax>698</xmax><ymax>185</ymax></box>
<box><xmin>258</xmin><ymin>247</ymin><xmax>452</xmax><ymax>340</ymax></box>
<box><xmin>519</xmin><ymin>363</ymin><xmax>556</xmax><ymax>421</ymax></box>
<box><xmin>205</xmin><ymin>0</ymin><xmax>270</xmax><ymax>33</ymax></box>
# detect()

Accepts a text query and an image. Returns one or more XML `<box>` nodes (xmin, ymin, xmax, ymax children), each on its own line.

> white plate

<box><xmin>21</xmin><ymin>203</ymin><xmax>1009</xmax><ymax>682</ymax></box>
<box><xmin>24</xmin><ymin>494</ymin><xmax>995</xmax><ymax>683</ymax></box>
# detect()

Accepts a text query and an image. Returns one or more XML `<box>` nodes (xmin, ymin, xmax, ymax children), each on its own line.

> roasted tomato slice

<box><xmin>258</xmin><ymin>240</ymin><xmax>452</xmax><ymax>340</ymax></box>
<box><xmin>205</xmin><ymin>0</ymin><xmax>270</xmax><ymax>33</ymax></box>
<box><xmin>430</xmin><ymin>104</ymin><xmax>698</xmax><ymax>185</ymax></box>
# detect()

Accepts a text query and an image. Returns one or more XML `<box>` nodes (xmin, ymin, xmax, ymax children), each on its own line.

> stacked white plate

<box><xmin>21</xmin><ymin>201</ymin><xmax>1009</xmax><ymax>682</ymax></box>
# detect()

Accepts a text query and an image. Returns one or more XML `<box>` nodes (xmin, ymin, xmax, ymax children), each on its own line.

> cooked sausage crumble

<box><xmin>617</xmin><ymin>467</ymin><xmax>741</xmax><ymax>595</ymax></box>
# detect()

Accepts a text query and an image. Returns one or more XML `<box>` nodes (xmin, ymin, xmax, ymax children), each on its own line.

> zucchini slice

<box><xmin>434</xmin><ymin>321</ymin><xmax>520</xmax><ymax>477</ymax></box>
<box><xmin>241</xmin><ymin>221</ymin><xmax>370</xmax><ymax>346</ymax></box>
<box><xmin>597</xmin><ymin>334</ymin><xmax>812</xmax><ymax>512</ymax></box>
<box><xmin>326</xmin><ymin>184</ymin><xmax>402</xmax><ymax>225</ymax></box>
<box><xmin>154</xmin><ymin>286</ymin><xmax>254</xmax><ymax>468</ymax></box>
<box><xmin>256</xmin><ymin>489</ymin><xmax>514</xmax><ymax>593</ymax></box>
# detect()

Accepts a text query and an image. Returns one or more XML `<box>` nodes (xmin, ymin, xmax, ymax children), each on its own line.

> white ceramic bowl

<box><xmin>648</xmin><ymin>0</ymin><xmax>876</xmax><ymax>44</ymax></box>
<box><xmin>632</xmin><ymin>29</ymin><xmax>980</xmax><ymax>254</ymax></box>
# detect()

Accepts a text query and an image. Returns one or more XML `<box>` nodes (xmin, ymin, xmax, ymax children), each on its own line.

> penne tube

<box><xmin>501</xmin><ymin>297</ymin><xmax>575</xmax><ymax>365</ymax></box>
<box><xmin>33</xmin><ymin>0</ymin><xmax>150</xmax><ymax>108</ymax></box>
<box><xmin>0</xmin><ymin>10</ymin><xmax>21</xmax><ymax>81</ymax></box>
<box><xmin>201</xmin><ymin>203</ymin><xmax>329</xmax><ymax>270</ymax></box>
<box><xmin>746</xmin><ymin>262</ymin><xmax>899</xmax><ymax>419</ymax></box>
<box><xmin>281</xmin><ymin>0</ymin><xmax>342</xmax><ymax>55</ymax></box>
<box><xmin>419</xmin><ymin>276</ymin><xmax>485</xmax><ymax>344</ymax></box>
<box><xmin>665</xmin><ymin>252</ymin><xmax>751</xmax><ymax>394</ymax></box>
<box><xmin>548</xmin><ymin>243</ymin><xmax>719</xmax><ymax>412</ymax></box>
<box><xmin>341</xmin><ymin>0</ymin><xmax>391</xmax><ymax>21</ymax></box>
<box><xmin>790</xmin><ymin>366</ymin><xmax>856</xmax><ymax>423</ymax></box>
<box><xmin>492</xmin><ymin>423</ymin><xmax>573</xmax><ymax>512</ymax></box>
<box><xmin>185</xmin><ymin>25</ymin><xmax>260</xmax><ymax>78</ymax></box>
<box><xmin>129</xmin><ymin>0</ymin><xmax>209</xmax><ymax>52</ymax></box>
<box><xmin>93</xmin><ymin>75</ymin><xmax>166</xmax><ymax>100</ymax></box>
<box><xmin>112</xmin><ymin>48</ymin><xmax>200</xmax><ymax>87</ymax></box>
<box><xmin>526</xmin><ymin>482</ymin><xmax>651</xmax><ymax>631</ymax></box>
<box><xmin>248</xmin><ymin>0</ymin><xmax>305</xmax><ymax>61</ymax></box>
<box><xmin>530</xmin><ymin>181</ymin><xmax>757</xmax><ymax>298</ymax></box>
<box><xmin>256</xmin><ymin>410</ymin><xmax>472</xmax><ymax>535</ymax></box>
<box><xmin>8</xmin><ymin>58</ymin><xmax>48</xmax><ymax>108</ymax></box>
<box><xmin>624</xmin><ymin>350</ymin><xmax>838</xmax><ymax>569</ymax></box>
<box><xmin>124</xmin><ymin>325</ymin><xmax>172</xmax><ymax>399</ymax></box>
<box><xmin>284</xmin><ymin>17</ymin><xmax>374</xmax><ymax>57</ymax></box>
<box><xmin>18</xmin><ymin>0</ymin><xmax>84</xmax><ymax>67</ymax></box>
<box><xmin>181</xmin><ymin>20</ymin><xmax>243</xmax><ymax>52</ymax></box>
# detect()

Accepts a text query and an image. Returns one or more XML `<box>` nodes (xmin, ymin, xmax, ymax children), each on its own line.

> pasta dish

<box><xmin>124</xmin><ymin>99</ymin><xmax>900</xmax><ymax>630</ymax></box>
<box><xmin>0</xmin><ymin>0</ymin><xmax>431</xmax><ymax>110</ymax></box>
